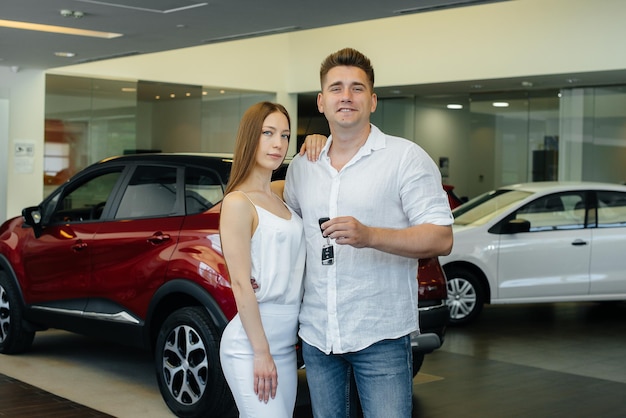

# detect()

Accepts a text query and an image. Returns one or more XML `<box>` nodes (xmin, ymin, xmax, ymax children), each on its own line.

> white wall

<box><xmin>0</xmin><ymin>67</ymin><xmax>46</xmax><ymax>220</ymax></box>
<box><xmin>0</xmin><ymin>98</ymin><xmax>8</xmax><ymax>223</ymax></box>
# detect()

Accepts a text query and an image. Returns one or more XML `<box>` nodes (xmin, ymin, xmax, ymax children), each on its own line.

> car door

<box><xmin>589</xmin><ymin>190</ymin><xmax>626</xmax><ymax>295</ymax></box>
<box><xmin>21</xmin><ymin>169</ymin><xmax>124</xmax><ymax>304</ymax></box>
<box><xmin>495</xmin><ymin>191</ymin><xmax>592</xmax><ymax>300</ymax></box>
<box><xmin>89</xmin><ymin>164</ymin><xmax>184</xmax><ymax>318</ymax></box>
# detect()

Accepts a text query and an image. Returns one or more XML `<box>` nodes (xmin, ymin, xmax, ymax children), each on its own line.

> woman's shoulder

<box><xmin>222</xmin><ymin>191</ymin><xmax>255</xmax><ymax>214</ymax></box>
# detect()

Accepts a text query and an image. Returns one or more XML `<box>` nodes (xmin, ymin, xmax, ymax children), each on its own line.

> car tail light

<box><xmin>417</xmin><ymin>257</ymin><xmax>448</xmax><ymax>301</ymax></box>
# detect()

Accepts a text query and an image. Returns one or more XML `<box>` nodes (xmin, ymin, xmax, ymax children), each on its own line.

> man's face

<box><xmin>317</xmin><ymin>66</ymin><xmax>377</xmax><ymax>132</ymax></box>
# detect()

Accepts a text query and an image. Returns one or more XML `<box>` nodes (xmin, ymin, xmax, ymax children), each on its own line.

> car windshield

<box><xmin>453</xmin><ymin>189</ymin><xmax>533</xmax><ymax>226</ymax></box>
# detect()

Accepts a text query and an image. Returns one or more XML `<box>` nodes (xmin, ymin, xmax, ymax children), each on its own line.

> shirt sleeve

<box><xmin>398</xmin><ymin>144</ymin><xmax>454</xmax><ymax>226</ymax></box>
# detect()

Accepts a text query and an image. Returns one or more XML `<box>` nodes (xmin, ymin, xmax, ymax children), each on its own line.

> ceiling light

<box><xmin>447</xmin><ymin>104</ymin><xmax>463</xmax><ymax>110</ymax></box>
<box><xmin>0</xmin><ymin>18</ymin><xmax>122</xmax><ymax>39</ymax></box>
<box><xmin>54</xmin><ymin>51</ymin><xmax>76</xmax><ymax>57</ymax></box>
<box><xmin>492</xmin><ymin>102</ymin><xmax>509</xmax><ymax>108</ymax></box>
<box><xmin>121</xmin><ymin>87</ymin><xmax>136</xmax><ymax>92</ymax></box>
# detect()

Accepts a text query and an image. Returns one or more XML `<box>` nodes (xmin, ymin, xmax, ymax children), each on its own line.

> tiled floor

<box><xmin>2</xmin><ymin>301</ymin><xmax>626</xmax><ymax>417</ymax></box>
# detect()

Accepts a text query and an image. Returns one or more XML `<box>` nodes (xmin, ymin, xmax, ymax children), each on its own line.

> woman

<box><xmin>219</xmin><ymin>101</ymin><xmax>305</xmax><ymax>417</ymax></box>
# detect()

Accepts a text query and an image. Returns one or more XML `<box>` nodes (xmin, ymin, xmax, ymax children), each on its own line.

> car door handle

<box><xmin>72</xmin><ymin>240</ymin><xmax>88</xmax><ymax>252</ymax></box>
<box><xmin>571</xmin><ymin>239</ymin><xmax>588</xmax><ymax>246</ymax></box>
<box><xmin>147</xmin><ymin>232</ymin><xmax>171</xmax><ymax>245</ymax></box>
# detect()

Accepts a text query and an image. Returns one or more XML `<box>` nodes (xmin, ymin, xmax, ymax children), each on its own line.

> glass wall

<box><xmin>46</xmin><ymin>75</ymin><xmax>626</xmax><ymax>201</ymax></box>
<box><xmin>45</xmin><ymin>74</ymin><xmax>273</xmax><ymax>197</ymax></box>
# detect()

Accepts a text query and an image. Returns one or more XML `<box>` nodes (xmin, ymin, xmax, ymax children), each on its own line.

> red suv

<box><xmin>0</xmin><ymin>153</ymin><xmax>448</xmax><ymax>417</ymax></box>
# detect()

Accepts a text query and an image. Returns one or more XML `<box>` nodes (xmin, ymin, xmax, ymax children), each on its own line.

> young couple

<box><xmin>219</xmin><ymin>47</ymin><xmax>454</xmax><ymax>418</ymax></box>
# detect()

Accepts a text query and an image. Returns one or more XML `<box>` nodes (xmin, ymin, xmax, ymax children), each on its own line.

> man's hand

<box><xmin>299</xmin><ymin>134</ymin><xmax>328</xmax><ymax>161</ymax></box>
<box><xmin>320</xmin><ymin>216</ymin><xmax>371</xmax><ymax>248</ymax></box>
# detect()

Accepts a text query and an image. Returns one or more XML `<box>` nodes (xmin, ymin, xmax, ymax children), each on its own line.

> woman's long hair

<box><xmin>224</xmin><ymin>101</ymin><xmax>290</xmax><ymax>195</ymax></box>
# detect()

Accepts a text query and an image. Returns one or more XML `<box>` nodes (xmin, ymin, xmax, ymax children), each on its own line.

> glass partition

<box><xmin>45</xmin><ymin>74</ymin><xmax>273</xmax><ymax>197</ymax></box>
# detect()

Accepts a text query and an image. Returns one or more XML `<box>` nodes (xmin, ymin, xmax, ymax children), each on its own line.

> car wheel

<box><xmin>445</xmin><ymin>267</ymin><xmax>485</xmax><ymax>326</ymax></box>
<box><xmin>0</xmin><ymin>271</ymin><xmax>35</xmax><ymax>354</ymax></box>
<box><xmin>155</xmin><ymin>306</ymin><xmax>235</xmax><ymax>418</ymax></box>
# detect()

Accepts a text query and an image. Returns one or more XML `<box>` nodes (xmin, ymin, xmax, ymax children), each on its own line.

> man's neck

<box><xmin>328</xmin><ymin>124</ymin><xmax>371</xmax><ymax>171</ymax></box>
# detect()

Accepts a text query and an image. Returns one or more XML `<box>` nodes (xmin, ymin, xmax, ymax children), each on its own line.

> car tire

<box><xmin>445</xmin><ymin>267</ymin><xmax>485</xmax><ymax>326</ymax></box>
<box><xmin>0</xmin><ymin>271</ymin><xmax>35</xmax><ymax>354</ymax></box>
<box><xmin>155</xmin><ymin>306</ymin><xmax>235</xmax><ymax>418</ymax></box>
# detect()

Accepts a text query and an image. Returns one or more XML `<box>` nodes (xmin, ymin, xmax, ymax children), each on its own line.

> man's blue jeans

<box><xmin>302</xmin><ymin>336</ymin><xmax>413</xmax><ymax>418</ymax></box>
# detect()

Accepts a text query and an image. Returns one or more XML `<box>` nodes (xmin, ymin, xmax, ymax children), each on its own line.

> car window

<box><xmin>597</xmin><ymin>191</ymin><xmax>626</xmax><ymax>228</ymax></box>
<box><xmin>185</xmin><ymin>166</ymin><xmax>224</xmax><ymax>214</ymax></box>
<box><xmin>47</xmin><ymin>170</ymin><xmax>123</xmax><ymax>223</ymax></box>
<box><xmin>115</xmin><ymin>166</ymin><xmax>178</xmax><ymax>219</ymax></box>
<box><xmin>454</xmin><ymin>190</ymin><xmax>532</xmax><ymax>226</ymax></box>
<box><xmin>515</xmin><ymin>192</ymin><xmax>586</xmax><ymax>231</ymax></box>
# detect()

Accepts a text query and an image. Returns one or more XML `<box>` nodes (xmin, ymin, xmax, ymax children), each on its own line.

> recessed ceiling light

<box><xmin>54</xmin><ymin>52</ymin><xmax>76</xmax><ymax>57</ymax></box>
<box><xmin>0</xmin><ymin>18</ymin><xmax>122</xmax><ymax>39</ymax></box>
<box><xmin>447</xmin><ymin>104</ymin><xmax>463</xmax><ymax>110</ymax></box>
<box><xmin>492</xmin><ymin>102</ymin><xmax>509</xmax><ymax>108</ymax></box>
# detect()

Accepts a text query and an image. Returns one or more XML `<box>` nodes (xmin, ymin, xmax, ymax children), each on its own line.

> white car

<box><xmin>442</xmin><ymin>181</ymin><xmax>626</xmax><ymax>325</ymax></box>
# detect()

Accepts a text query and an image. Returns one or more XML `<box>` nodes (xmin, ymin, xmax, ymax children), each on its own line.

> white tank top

<box><xmin>247</xmin><ymin>199</ymin><xmax>306</xmax><ymax>306</ymax></box>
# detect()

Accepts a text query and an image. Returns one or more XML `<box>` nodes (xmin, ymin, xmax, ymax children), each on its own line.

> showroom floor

<box><xmin>1</xmin><ymin>301</ymin><xmax>626</xmax><ymax>417</ymax></box>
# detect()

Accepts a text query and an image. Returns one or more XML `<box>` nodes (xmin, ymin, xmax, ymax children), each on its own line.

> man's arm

<box><xmin>320</xmin><ymin>217</ymin><xmax>453</xmax><ymax>259</ymax></box>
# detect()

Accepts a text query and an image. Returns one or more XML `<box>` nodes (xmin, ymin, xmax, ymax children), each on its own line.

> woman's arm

<box><xmin>219</xmin><ymin>192</ymin><xmax>278</xmax><ymax>402</ymax></box>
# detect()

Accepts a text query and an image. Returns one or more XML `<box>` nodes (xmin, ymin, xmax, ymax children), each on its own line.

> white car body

<box><xmin>441</xmin><ymin>181</ymin><xmax>626</xmax><ymax>324</ymax></box>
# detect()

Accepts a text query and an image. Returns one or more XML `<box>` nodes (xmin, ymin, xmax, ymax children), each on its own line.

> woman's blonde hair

<box><xmin>225</xmin><ymin>101</ymin><xmax>290</xmax><ymax>195</ymax></box>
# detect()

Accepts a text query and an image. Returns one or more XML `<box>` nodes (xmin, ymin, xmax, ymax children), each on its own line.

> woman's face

<box><xmin>256</xmin><ymin>111</ymin><xmax>290</xmax><ymax>171</ymax></box>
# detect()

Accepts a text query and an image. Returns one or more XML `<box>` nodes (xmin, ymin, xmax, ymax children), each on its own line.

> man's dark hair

<box><xmin>319</xmin><ymin>47</ymin><xmax>375</xmax><ymax>89</ymax></box>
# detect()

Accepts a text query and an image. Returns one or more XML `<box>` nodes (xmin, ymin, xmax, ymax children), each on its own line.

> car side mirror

<box><xmin>22</xmin><ymin>206</ymin><xmax>43</xmax><ymax>238</ymax></box>
<box><xmin>501</xmin><ymin>218</ymin><xmax>531</xmax><ymax>234</ymax></box>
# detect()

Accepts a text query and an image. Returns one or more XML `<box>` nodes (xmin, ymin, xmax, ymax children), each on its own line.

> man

<box><xmin>284</xmin><ymin>47</ymin><xmax>453</xmax><ymax>417</ymax></box>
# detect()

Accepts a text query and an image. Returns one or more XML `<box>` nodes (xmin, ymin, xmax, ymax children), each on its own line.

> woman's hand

<box><xmin>253</xmin><ymin>351</ymin><xmax>278</xmax><ymax>403</ymax></box>
<box><xmin>299</xmin><ymin>134</ymin><xmax>328</xmax><ymax>161</ymax></box>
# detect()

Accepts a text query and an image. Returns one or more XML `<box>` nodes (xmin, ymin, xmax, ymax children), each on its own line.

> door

<box><xmin>90</xmin><ymin>164</ymin><xmax>184</xmax><ymax>318</ymax></box>
<box><xmin>22</xmin><ymin>169</ymin><xmax>123</xmax><ymax>304</ymax></box>
<box><xmin>496</xmin><ymin>192</ymin><xmax>591</xmax><ymax>300</ymax></box>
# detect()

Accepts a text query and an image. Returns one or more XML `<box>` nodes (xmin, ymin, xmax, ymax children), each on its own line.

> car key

<box><xmin>318</xmin><ymin>217</ymin><xmax>334</xmax><ymax>265</ymax></box>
